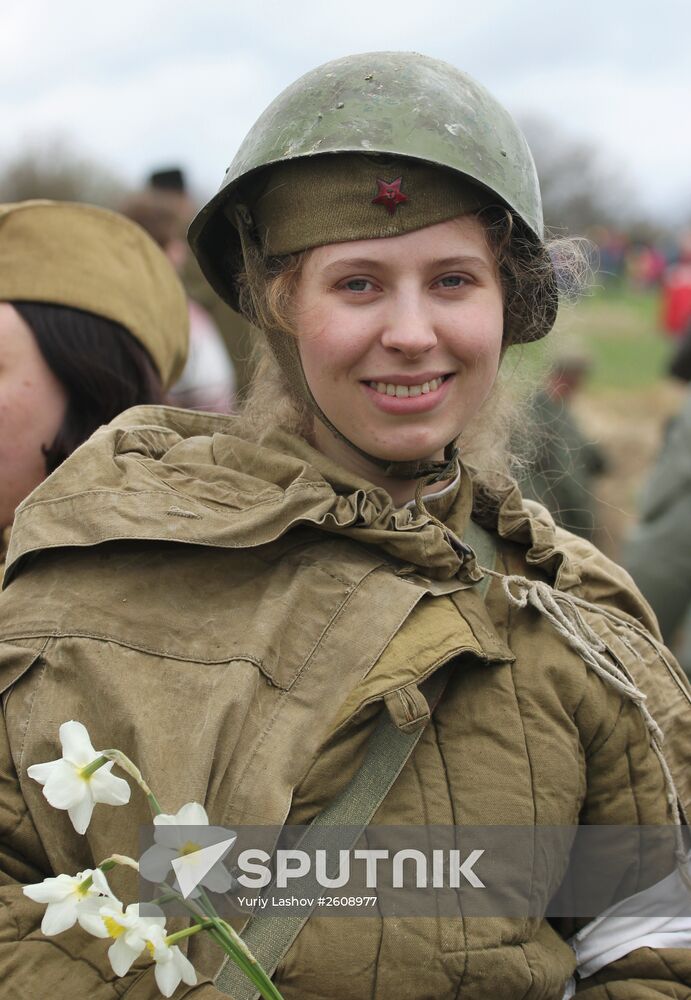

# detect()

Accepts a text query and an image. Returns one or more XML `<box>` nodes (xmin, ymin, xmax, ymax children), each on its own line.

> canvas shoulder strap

<box><xmin>215</xmin><ymin>519</ymin><xmax>498</xmax><ymax>998</ymax></box>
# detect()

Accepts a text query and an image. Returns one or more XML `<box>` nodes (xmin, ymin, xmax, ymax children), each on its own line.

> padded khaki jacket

<box><xmin>0</xmin><ymin>406</ymin><xmax>689</xmax><ymax>1000</ymax></box>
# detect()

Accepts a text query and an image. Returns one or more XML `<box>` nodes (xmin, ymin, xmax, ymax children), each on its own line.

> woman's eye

<box><xmin>437</xmin><ymin>275</ymin><xmax>466</xmax><ymax>288</ymax></box>
<box><xmin>342</xmin><ymin>278</ymin><xmax>373</xmax><ymax>292</ymax></box>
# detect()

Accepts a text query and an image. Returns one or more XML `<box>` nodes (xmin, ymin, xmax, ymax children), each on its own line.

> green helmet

<box><xmin>189</xmin><ymin>50</ymin><xmax>553</xmax><ymax>339</ymax></box>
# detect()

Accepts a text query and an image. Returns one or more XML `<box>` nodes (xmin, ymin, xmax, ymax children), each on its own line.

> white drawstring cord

<box><xmin>480</xmin><ymin>565</ymin><xmax>690</xmax><ymax>884</ymax></box>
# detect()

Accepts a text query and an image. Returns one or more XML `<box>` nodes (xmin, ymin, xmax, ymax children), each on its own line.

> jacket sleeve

<box><xmin>0</xmin><ymin>675</ymin><xmax>227</xmax><ymax>998</ymax></box>
<box><xmin>563</xmin><ymin>652</ymin><xmax>691</xmax><ymax>998</ymax></box>
<box><xmin>574</xmin><ymin>949</ymin><xmax>691</xmax><ymax>999</ymax></box>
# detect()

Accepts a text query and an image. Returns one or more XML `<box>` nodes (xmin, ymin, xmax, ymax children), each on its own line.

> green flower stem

<box><xmin>146</xmin><ymin>791</ymin><xmax>163</xmax><ymax>816</ymax></box>
<box><xmin>165</xmin><ymin>921</ymin><xmax>216</xmax><ymax>946</ymax></box>
<box><xmin>151</xmin><ymin>890</ymin><xmax>183</xmax><ymax>908</ymax></box>
<box><xmin>208</xmin><ymin>925</ymin><xmax>283</xmax><ymax>1000</ymax></box>
<box><xmin>196</xmin><ymin>889</ymin><xmax>285</xmax><ymax>1000</ymax></box>
<box><xmin>80</xmin><ymin>755</ymin><xmax>110</xmax><ymax>779</ymax></box>
<box><xmin>100</xmin><ymin>854</ymin><xmax>139</xmax><ymax>872</ymax></box>
<box><xmin>78</xmin><ymin>854</ymin><xmax>141</xmax><ymax>894</ymax></box>
<box><xmin>80</xmin><ymin>748</ymin><xmax>163</xmax><ymax>816</ymax></box>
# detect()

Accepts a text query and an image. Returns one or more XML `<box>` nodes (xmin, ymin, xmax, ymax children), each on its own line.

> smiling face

<box><xmin>293</xmin><ymin>215</ymin><xmax>505</xmax><ymax>484</ymax></box>
<box><xmin>0</xmin><ymin>303</ymin><xmax>67</xmax><ymax>529</ymax></box>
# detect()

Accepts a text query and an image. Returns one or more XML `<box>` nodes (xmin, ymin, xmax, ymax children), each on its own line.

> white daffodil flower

<box><xmin>139</xmin><ymin>801</ymin><xmax>235</xmax><ymax>895</ymax></box>
<box><xmin>145</xmin><ymin>925</ymin><xmax>198</xmax><ymax>997</ymax></box>
<box><xmin>22</xmin><ymin>867</ymin><xmax>115</xmax><ymax>937</ymax></box>
<box><xmin>27</xmin><ymin>721</ymin><xmax>131</xmax><ymax>834</ymax></box>
<box><xmin>99</xmin><ymin>901</ymin><xmax>166</xmax><ymax>977</ymax></box>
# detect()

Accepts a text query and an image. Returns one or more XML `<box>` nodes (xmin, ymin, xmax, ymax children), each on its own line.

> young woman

<box><xmin>0</xmin><ymin>199</ymin><xmax>189</xmax><ymax>570</ymax></box>
<box><xmin>0</xmin><ymin>54</ymin><xmax>689</xmax><ymax>1000</ymax></box>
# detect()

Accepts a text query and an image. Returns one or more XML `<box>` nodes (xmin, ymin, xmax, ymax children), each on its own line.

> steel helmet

<box><xmin>189</xmin><ymin>51</ymin><xmax>554</xmax><ymax>335</ymax></box>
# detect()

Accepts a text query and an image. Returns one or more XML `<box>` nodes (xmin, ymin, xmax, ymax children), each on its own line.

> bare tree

<box><xmin>0</xmin><ymin>139</ymin><xmax>126</xmax><ymax>207</ymax></box>
<box><xmin>519</xmin><ymin>115</ymin><xmax>640</xmax><ymax>234</ymax></box>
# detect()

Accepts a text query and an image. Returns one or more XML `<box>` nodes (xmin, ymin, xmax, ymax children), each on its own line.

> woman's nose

<box><xmin>379</xmin><ymin>292</ymin><xmax>438</xmax><ymax>357</ymax></box>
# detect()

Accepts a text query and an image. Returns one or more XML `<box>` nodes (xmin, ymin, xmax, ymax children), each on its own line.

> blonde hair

<box><xmin>236</xmin><ymin>210</ymin><xmax>589</xmax><ymax>483</ymax></box>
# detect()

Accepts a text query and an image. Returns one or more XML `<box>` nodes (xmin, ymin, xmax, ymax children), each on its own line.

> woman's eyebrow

<box><xmin>321</xmin><ymin>257</ymin><xmax>382</xmax><ymax>274</ymax></box>
<box><xmin>321</xmin><ymin>254</ymin><xmax>492</xmax><ymax>275</ymax></box>
<box><xmin>432</xmin><ymin>255</ymin><xmax>492</xmax><ymax>271</ymax></box>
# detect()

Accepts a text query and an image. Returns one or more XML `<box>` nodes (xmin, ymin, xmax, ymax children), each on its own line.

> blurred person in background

<box><xmin>121</xmin><ymin>185</ymin><xmax>235</xmax><ymax>412</ymax></box>
<box><xmin>661</xmin><ymin>231</ymin><xmax>691</xmax><ymax>336</ymax></box>
<box><xmin>669</xmin><ymin>317</ymin><xmax>691</xmax><ymax>382</ymax></box>
<box><xmin>0</xmin><ymin>199</ymin><xmax>188</xmax><ymax>573</ymax></box>
<box><xmin>519</xmin><ymin>341</ymin><xmax>608</xmax><ymax>541</ymax></box>
<box><xmin>147</xmin><ymin>166</ymin><xmax>255</xmax><ymax>399</ymax></box>
<box><xmin>624</xmin><ymin>371</ymin><xmax>691</xmax><ymax>677</ymax></box>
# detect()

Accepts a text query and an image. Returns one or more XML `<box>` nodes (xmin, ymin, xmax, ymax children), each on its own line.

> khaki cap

<box><xmin>0</xmin><ymin>200</ymin><xmax>189</xmax><ymax>388</ymax></box>
<box><xmin>242</xmin><ymin>154</ymin><xmax>496</xmax><ymax>256</ymax></box>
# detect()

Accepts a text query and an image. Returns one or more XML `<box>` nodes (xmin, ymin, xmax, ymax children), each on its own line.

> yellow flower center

<box><xmin>103</xmin><ymin>916</ymin><xmax>126</xmax><ymax>939</ymax></box>
<box><xmin>146</xmin><ymin>940</ymin><xmax>156</xmax><ymax>958</ymax></box>
<box><xmin>180</xmin><ymin>841</ymin><xmax>202</xmax><ymax>856</ymax></box>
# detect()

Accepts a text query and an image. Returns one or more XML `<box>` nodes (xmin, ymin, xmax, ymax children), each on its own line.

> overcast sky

<box><xmin>2</xmin><ymin>0</ymin><xmax>690</xmax><ymax>221</ymax></box>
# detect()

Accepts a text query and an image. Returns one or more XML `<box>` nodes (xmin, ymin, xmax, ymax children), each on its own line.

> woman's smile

<box><xmin>361</xmin><ymin>372</ymin><xmax>454</xmax><ymax>413</ymax></box>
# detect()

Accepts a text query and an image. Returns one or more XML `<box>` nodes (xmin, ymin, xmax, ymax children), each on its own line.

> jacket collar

<box><xmin>4</xmin><ymin>405</ymin><xmax>580</xmax><ymax>590</ymax></box>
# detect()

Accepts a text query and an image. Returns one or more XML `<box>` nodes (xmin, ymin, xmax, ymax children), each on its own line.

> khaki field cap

<box><xmin>0</xmin><ymin>200</ymin><xmax>189</xmax><ymax>388</ymax></box>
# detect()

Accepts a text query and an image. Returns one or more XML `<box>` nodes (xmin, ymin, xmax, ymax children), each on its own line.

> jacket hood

<box><xmin>4</xmin><ymin>405</ymin><xmax>582</xmax><ymax>589</ymax></box>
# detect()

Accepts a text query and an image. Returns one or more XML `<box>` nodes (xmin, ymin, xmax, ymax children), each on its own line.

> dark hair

<box><xmin>12</xmin><ymin>302</ymin><xmax>164</xmax><ymax>474</ymax></box>
<box><xmin>148</xmin><ymin>167</ymin><xmax>186</xmax><ymax>193</ymax></box>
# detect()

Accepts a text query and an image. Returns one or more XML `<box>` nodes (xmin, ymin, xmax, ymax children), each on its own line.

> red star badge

<box><xmin>372</xmin><ymin>177</ymin><xmax>408</xmax><ymax>215</ymax></box>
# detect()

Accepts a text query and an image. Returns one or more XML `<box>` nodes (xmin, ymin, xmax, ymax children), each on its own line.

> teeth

<box><xmin>368</xmin><ymin>376</ymin><xmax>445</xmax><ymax>397</ymax></box>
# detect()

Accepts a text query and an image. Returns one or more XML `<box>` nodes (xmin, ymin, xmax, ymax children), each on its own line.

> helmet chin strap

<box><xmin>266</xmin><ymin>326</ymin><xmax>459</xmax><ymax>483</ymax></box>
<box><xmin>238</xmin><ymin>207</ymin><xmax>460</xmax><ymax>485</ymax></box>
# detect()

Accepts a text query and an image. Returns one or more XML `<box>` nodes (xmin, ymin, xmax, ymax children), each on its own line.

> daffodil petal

<box><xmin>41</xmin><ymin>898</ymin><xmax>79</xmax><ymax>936</ymax></box>
<box><xmin>26</xmin><ymin>760</ymin><xmax>61</xmax><ymax>785</ymax></box>
<box><xmin>124</xmin><ymin>903</ymin><xmax>165</xmax><ymax>926</ymax></box>
<box><xmin>90</xmin><ymin>769</ymin><xmax>131</xmax><ymax>806</ymax></box>
<box><xmin>42</xmin><ymin>762</ymin><xmax>86</xmax><ymax>809</ymax></box>
<box><xmin>201</xmin><ymin>863</ymin><xmax>235</xmax><ymax>893</ymax></box>
<box><xmin>68</xmin><ymin>795</ymin><xmax>95</xmax><ymax>835</ymax></box>
<box><xmin>139</xmin><ymin>844</ymin><xmax>177</xmax><ymax>883</ymax></box>
<box><xmin>59</xmin><ymin>721</ymin><xmax>99</xmax><ymax>767</ymax></box>
<box><xmin>175</xmin><ymin>946</ymin><xmax>197</xmax><ymax>986</ymax></box>
<box><xmin>154</xmin><ymin>955</ymin><xmax>182</xmax><ymax>998</ymax></box>
<box><xmin>23</xmin><ymin>874</ymin><xmax>75</xmax><ymax>904</ymax></box>
<box><xmin>175</xmin><ymin>802</ymin><xmax>209</xmax><ymax>826</ymax></box>
<box><xmin>90</xmin><ymin>867</ymin><xmax>117</xmax><ymax>899</ymax></box>
<box><xmin>152</xmin><ymin>812</ymin><xmax>178</xmax><ymax>826</ymax></box>
<box><xmin>108</xmin><ymin>935</ymin><xmax>142</xmax><ymax>977</ymax></box>
<box><xmin>152</xmin><ymin>826</ymin><xmax>186</xmax><ymax>850</ymax></box>
<box><xmin>77</xmin><ymin>899</ymin><xmax>111</xmax><ymax>938</ymax></box>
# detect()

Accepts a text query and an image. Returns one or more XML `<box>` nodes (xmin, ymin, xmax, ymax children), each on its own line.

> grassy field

<box><xmin>556</xmin><ymin>285</ymin><xmax>675</xmax><ymax>390</ymax></box>
<box><xmin>534</xmin><ymin>283</ymin><xmax>686</xmax><ymax>556</ymax></box>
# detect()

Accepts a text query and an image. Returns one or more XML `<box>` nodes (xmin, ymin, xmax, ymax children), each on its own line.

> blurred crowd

<box><xmin>591</xmin><ymin>224</ymin><xmax>691</xmax><ymax>336</ymax></box>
